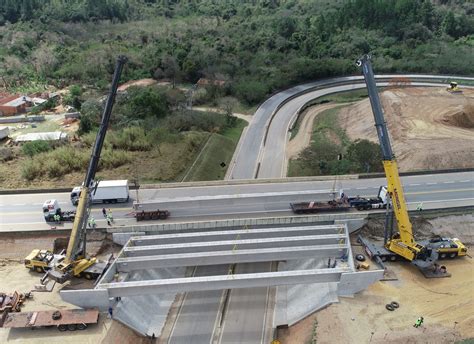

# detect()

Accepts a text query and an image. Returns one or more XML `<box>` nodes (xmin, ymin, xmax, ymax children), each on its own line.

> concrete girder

<box><xmin>99</xmin><ymin>268</ymin><xmax>348</xmax><ymax>296</ymax></box>
<box><xmin>130</xmin><ymin>225</ymin><xmax>346</xmax><ymax>246</ymax></box>
<box><xmin>116</xmin><ymin>244</ymin><xmax>348</xmax><ymax>271</ymax></box>
<box><xmin>123</xmin><ymin>234</ymin><xmax>348</xmax><ymax>257</ymax></box>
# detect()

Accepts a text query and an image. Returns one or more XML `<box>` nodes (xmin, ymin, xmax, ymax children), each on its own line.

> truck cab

<box><xmin>42</xmin><ymin>200</ymin><xmax>61</xmax><ymax>221</ymax></box>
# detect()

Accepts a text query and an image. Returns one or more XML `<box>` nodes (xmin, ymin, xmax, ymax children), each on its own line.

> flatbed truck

<box><xmin>0</xmin><ymin>309</ymin><xmax>99</xmax><ymax>332</ymax></box>
<box><xmin>135</xmin><ymin>209</ymin><xmax>170</xmax><ymax>221</ymax></box>
<box><xmin>290</xmin><ymin>200</ymin><xmax>350</xmax><ymax>214</ymax></box>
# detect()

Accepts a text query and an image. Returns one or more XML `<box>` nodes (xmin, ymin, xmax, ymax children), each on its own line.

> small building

<box><xmin>15</xmin><ymin>131</ymin><xmax>68</xmax><ymax>143</ymax></box>
<box><xmin>0</xmin><ymin>126</ymin><xmax>9</xmax><ymax>140</ymax></box>
<box><xmin>0</xmin><ymin>95</ymin><xmax>31</xmax><ymax>116</ymax></box>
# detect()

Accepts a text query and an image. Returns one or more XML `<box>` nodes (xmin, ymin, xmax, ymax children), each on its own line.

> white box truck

<box><xmin>71</xmin><ymin>180</ymin><xmax>129</xmax><ymax>205</ymax></box>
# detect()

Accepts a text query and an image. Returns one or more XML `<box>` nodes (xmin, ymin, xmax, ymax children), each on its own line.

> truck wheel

<box><xmin>448</xmin><ymin>252</ymin><xmax>457</xmax><ymax>259</ymax></box>
<box><xmin>381</xmin><ymin>256</ymin><xmax>387</xmax><ymax>262</ymax></box>
<box><xmin>390</xmin><ymin>255</ymin><xmax>397</xmax><ymax>262</ymax></box>
<box><xmin>58</xmin><ymin>324</ymin><xmax>68</xmax><ymax>331</ymax></box>
<box><xmin>355</xmin><ymin>254</ymin><xmax>366</xmax><ymax>262</ymax></box>
<box><xmin>77</xmin><ymin>323</ymin><xmax>87</xmax><ymax>330</ymax></box>
<box><xmin>385</xmin><ymin>304</ymin><xmax>395</xmax><ymax>311</ymax></box>
<box><xmin>439</xmin><ymin>253</ymin><xmax>447</xmax><ymax>259</ymax></box>
<box><xmin>67</xmin><ymin>324</ymin><xmax>77</xmax><ymax>331</ymax></box>
<box><xmin>34</xmin><ymin>266</ymin><xmax>44</xmax><ymax>273</ymax></box>
<box><xmin>390</xmin><ymin>301</ymin><xmax>400</xmax><ymax>309</ymax></box>
<box><xmin>84</xmin><ymin>272</ymin><xmax>94</xmax><ymax>280</ymax></box>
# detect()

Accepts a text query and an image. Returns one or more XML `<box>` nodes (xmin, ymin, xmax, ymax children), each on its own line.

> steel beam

<box><xmin>116</xmin><ymin>244</ymin><xmax>348</xmax><ymax>271</ymax></box>
<box><xmin>124</xmin><ymin>234</ymin><xmax>347</xmax><ymax>257</ymax></box>
<box><xmin>99</xmin><ymin>268</ymin><xmax>348</xmax><ymax>295</ymax></box>
<box><xmin>130</xmin><ymin>225</ymin><xmax>346</xmax><ymax>246</ymax></box>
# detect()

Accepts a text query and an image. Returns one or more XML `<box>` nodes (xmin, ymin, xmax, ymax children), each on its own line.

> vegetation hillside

<box><xmin>0</xmin><ymin>0</ymin><xmax>473</xmax><ymax>104</ymax></box>
<box><xmin>0</xmin><ymin>0</ymin><xmax>473</xmax><ymax>186</ymax></box>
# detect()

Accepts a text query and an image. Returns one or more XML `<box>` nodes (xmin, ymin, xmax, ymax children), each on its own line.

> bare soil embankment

<box><xmin>337</xmin><ymin>87</ymin><xmax>474</xmax><ymax>171</ymax></box>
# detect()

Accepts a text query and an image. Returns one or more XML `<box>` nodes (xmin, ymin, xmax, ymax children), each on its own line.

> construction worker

<box><xmin>108</xmin><ymin>306</ymin><xmax>113</xmax><ymax>319</ymax></box>
<box><xmin>106</xmin><ymin>215</ymin><xmax>112</xmax><ymax>226</ymax></box>
<box><xmin>416</xmin><ymin>202</ymin><xmax>423</xmax><ymax>211</ymax></box>
<box><xmin>107</xmin><ymin>209</ymin><xmax>113</xmax><ymax>222</ymax></box>
<box><xmin>102</xmin><ymin>208</ymin><xmax>107</xmax><ymax>218</ymax></box>
<box><xmin>54</xmin><ymin>214</ymin><xmax>60</xmax><ymax>223</ymax></box>
<box><xmin>414</xmin><ymin>316</ymin><xmax>422</xmax><ymax>328</ymax></box>
<box><xmin>88</xmin><ymin>216</ymin><xmax>96</xmax><ymax>229</ymax></box>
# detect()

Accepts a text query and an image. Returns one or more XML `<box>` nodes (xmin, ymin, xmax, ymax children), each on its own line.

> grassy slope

<box><xmin>287</xmin><ymin>105</ymin><xmax>349</xmax><ymax>177</ymax></box>
<box><xmin>182</xmin><ymin>119</ymin><xmax>247</xmax><ymax>181</ymax></box>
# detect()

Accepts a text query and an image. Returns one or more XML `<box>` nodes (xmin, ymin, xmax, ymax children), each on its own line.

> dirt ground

<box><xmin>117</xmin><ymin>78</ymin><xmax>158</xmax><ymax>91</ymax></box>
<box><xmin>0</xmin><ymin>234</ymin><xmax>149</xmax><ymax>344</ymax></box>
<box><xmin>337</xmin><ymin>87</ymin><xmax>474</xmax><ymax>171</ymax></box>
<box><xmin>287</xmin><ymin>103</ymin><xmax>342</xmax><ymax>159</ymax></box>
<box><xmin>277</xmin><ymin>214</ymin><xmax>474</xmax><ymax>344</ymax></box>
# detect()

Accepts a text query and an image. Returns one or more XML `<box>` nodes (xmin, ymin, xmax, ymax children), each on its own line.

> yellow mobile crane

<box><xmin>356</xmin><ymin>55</ymin><xmax>467</xmax><ymax>275</ymax></box>
<box><xmin>24</xmin><ymin>56</ymin><xmax>127</xmax><ymax>283</ymax></box>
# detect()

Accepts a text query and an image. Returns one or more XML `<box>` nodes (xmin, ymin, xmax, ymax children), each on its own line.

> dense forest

<box><xmin>0</xmin><ymin>0</ymin><xmax>473</xmax><ymax>104</ymax></box>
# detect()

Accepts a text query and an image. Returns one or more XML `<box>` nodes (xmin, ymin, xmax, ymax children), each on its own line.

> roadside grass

<box><xmin>182</xmin><ymin>119</ymin><xmax>247</xmax><ymax>181</ymax></box>
<box><xmin>289</xmin><ymin>90</ymin><xmax>366</xmax><ymax>140</ymax></box>
<box><xmin>287</xmin><ymin>105</ymin><xmax>351</xmax><ymax>177</ymax></box>
<box><xmin>310</xmin><ymin>106</ymin><xmax>351</xmax><ymax>147</ymax></box>
<box><xmin>287</xmin><ymin>159</ymin><xmax>314</xmax><ymax>177</ymax></box>
<box><xmin>315</xmin><ymin>88</ymin><xmax>368</xmax><ymax>103</ymax></box>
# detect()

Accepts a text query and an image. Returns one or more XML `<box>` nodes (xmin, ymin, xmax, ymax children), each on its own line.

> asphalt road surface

<box><xmin>1</xmin><ymin>173</ymin><xmax>472</xmax><ymax>232</ymax></box>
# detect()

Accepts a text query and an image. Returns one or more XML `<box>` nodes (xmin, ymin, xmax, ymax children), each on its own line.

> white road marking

<box><xmin>443</xmin><ymin>181</ymin><xmax>455</xmax><ymax>184</ymax></box>
<box><xmin>459</xmin><ymin>180</ymin><xmax>471</xmax><ymax>183</ymax></box>
<box><xmin>409</xmin><ymin>183</ymin><xmax>421</xmax><ymax>186</ymax></box>
<box><xmin>426</xmin><ymin>182</ymin><xmax>437</xmax><ymax>185</ymax></box>
<box><xmin>356</xmin><ymin>187</ymin><xmax>368</xmax><ymax>190</ymax></box>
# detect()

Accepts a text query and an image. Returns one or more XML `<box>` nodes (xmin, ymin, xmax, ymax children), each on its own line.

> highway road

<box><xmin>1</xmin><ymin>172</ymin><xmax>472</xmax><ymax>232</ymax></box>
<box><xmin>230</xmin><ymin>75</ymin><xmax>474</xmax><ymax>180</ymax></box>
<box><xmin>168</xmin><ymin>265</ymin><xmax>228</xmax><ymax>344</ymax></box>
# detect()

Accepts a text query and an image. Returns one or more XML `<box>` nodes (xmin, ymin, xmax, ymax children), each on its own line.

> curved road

<box><xmin>230</xmin><ymin>75</ymin><xmax>474</xmax><ymax>180</ymax></box>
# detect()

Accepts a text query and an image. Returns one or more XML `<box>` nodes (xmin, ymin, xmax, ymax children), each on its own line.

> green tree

<box><xmin>347</xmin><ymin>139</ymin><xmax>383</xmax><ymax>173</ymax></box>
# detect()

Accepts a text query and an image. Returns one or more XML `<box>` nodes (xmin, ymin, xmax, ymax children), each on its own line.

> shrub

<box><xmin>108</xmin><ymin>127</ymin><xmax>152</xmax><ymax>151</ymax></box>
<box><xmin>99</xmin><ymin>149</ymin><xmax>132</xmax><ymax>169</ymax></box>
<box><xmin>22</xmin><ymin>140</ymin><xmax>52</xmax><ymax>157</ymax></box>
<box><xmin>45</xmin><ymin>159</ymin><xmax>67</xmax><ymax>178</ymax></box>
<box><xmin>21</xmin><ymin>159</ymin><xmax>42</xmax><ymax>180</ymax></box>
